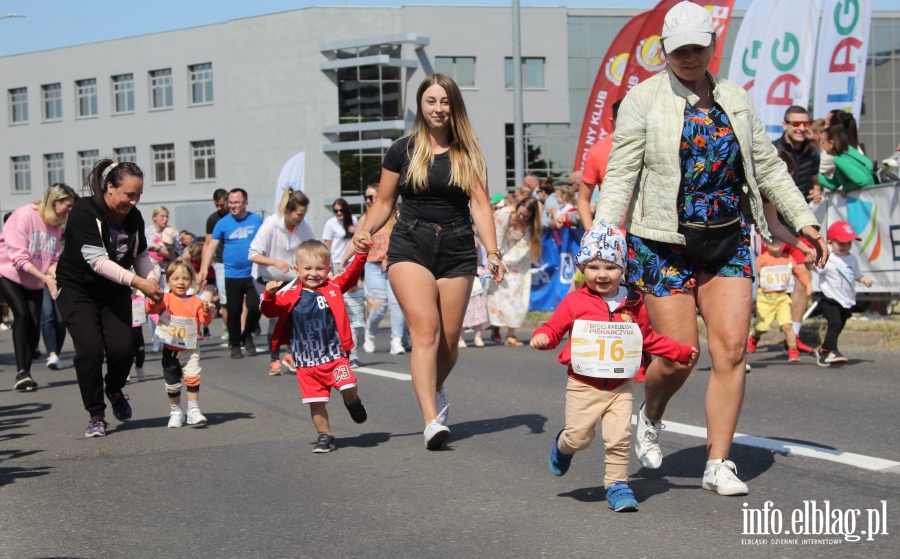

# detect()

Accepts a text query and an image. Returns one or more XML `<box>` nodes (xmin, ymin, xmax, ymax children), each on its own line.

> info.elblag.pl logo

<box><xmin>742</xmin><ymin>500</ymin><xmax>889</xmax><ymax>544</ymax></box>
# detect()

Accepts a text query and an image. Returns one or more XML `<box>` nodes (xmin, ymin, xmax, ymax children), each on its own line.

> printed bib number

<box><xmin>570</xmin><ymin>320</ymin><xmax>644</xmax><ymax>378</ymax></box>
<box><xmin>760</xmin><ymin>265</ymin><xmax>792</xmax><ymax>292</ymax></box>
<box><xmin>154</xmin><ymin>313</ymin><xmax>198</xmax><ymax>349</ymax></box>
<box><xmin>131</xmin><ymin>300</ymin><xmax>146</xmax><ymax>326</ymax></box>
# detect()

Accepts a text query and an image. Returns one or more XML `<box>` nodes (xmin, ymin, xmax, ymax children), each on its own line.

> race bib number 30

<box><xmin>154</xmin><ymin>312</ymin><xmax>198</xmax><ymax>349</ymax></box>
<box><xmin>570</xmin><ymin>320</ymin><xmax>644</xmax><ymax>378</ymax></box>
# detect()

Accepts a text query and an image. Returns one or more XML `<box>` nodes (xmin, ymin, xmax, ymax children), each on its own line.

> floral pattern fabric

<box><xmin>627</xmin><ymin>103</ymin><xmax>753</xmax><ymax>297</ymax></box>
<box><xmin>487</xmin><ymin>207</ymin><xmax>532</xmax><ymax>328</ymax></box>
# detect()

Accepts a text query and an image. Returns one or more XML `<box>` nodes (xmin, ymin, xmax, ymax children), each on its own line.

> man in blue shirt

<box><xmin>200</xmin><ymin>188</ymin><xmax>263</xmax><ymax>359</ymax></box>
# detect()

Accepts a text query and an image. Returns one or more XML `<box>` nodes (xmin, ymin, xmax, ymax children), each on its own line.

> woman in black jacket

<box><xmin>56</xmin><ymin>159</ymin><xmax>163</xmax><ymax>437</ymax></box>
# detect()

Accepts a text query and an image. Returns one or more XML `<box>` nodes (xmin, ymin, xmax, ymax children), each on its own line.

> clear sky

<box><xmin>2</xmin><ymin>0</ymin><xmax>895</xmax><ymax>57</ymax></box>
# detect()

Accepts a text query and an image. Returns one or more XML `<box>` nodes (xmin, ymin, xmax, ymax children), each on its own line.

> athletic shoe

<box><xmin>458</xmin><ymin>338</ymin><xmax>467</xmax><ymax>348</ymax></box>
<box><xmin>794</xmin><ymin>338</ymin><xmax>814</xmax><ymax>354</ymax></box>
<box><xmin>746</xmin><ymin>336</ymin><xmax>758</xmax><ymax>354</ymax></box>
<box><xmin>349</xmin><ymin>357</ymin><xmax>360</xmax><ymax>369</ymax></box>
<box><xmin>549</xmin><ymin>428</ymin><xmax>573</xmax><ymax>476</ymax></box>
<box><xmin>269</xmin><ymin>360</ymin><xmax>283</xmax><ymax>376</ymax></box>
<box><xmin>606</xmin><ymin>481</ymin><xmax>639</xmax><ymax>512</ymax></box>
<box><xmin>202</xmin><ymin>327</ymin><xmax>211</xmax><ymax>339</ymax></box>
<box><xmin>436</xmin><ymin>388</ymin><xmax>449</xmax><ymax>425</ymax></box>
<box><xmin>473</xmin><ymin>337</ymin><xmax>484</xmax><ymax>347</ymax></box>
<box><xmin>390</xmin><ymin>338</ymin><xmax>406</xmax><ymax>355</ymax></box>
<box><xmin>824</xmin><ymin>350</ymin><xmax>847</xmax><ymax>364</ymax></box>
<box><xmin>281</xmin><ymin>354</ymin><xmax>295</xmax><ymax>370</ymax></box>
<box><xmin>313</xmin><ymin>433</ymin><xmax>335</xmax><ymax>453</ymax></box>
<box><xmin>106</xmin><ymin>389</ymin><xmax>132</xmax><ymax>422</ymax></box>
<box><xmin>33</xmin><ymin>348</ymin><xmax>41</xmax><ymax>359</ymax></box>
<box><xmin>168</xmin><ymin>406</ymin><xmax>186</xmax><ymax>428</ymax></box>
<box><xmin>787</xmin><ymin>348</ymin><xmax>801</xmax><ymax>362</ymax></box>
<box><xmin>46</xmin><ymin>354</ymin><xmax>61</xmax><ymax>370</ymax></box>
<box><xmin>230</xmin><ymin>347</ymin><xmax>243</xmax><ymax>360</ymax></box>
<box><xmin>186</xmin><ymin>406</ymin><xmax>207</xmax><ymax>427</ymax></box>
<box><xmin>151</xmin><ymin>340</ymin><xmax>162</xmax><ymax>353</ymax></box>
<box><xmin>634</xmin><ymin>402</ymin><xmax>663</xmax><ymax>470</ymax></box>
<box><xmin>125</xmin><ymin>374</ymin><xmax>132</xmax><ymax>384</ymax></box>
<box><xmin>0</xmin><ymin>322</ymin><xmax>10</xmax><ymax>331</ymax></box>
<box><xmin>345</xmin><ymin>396</ymin><xmax>368</xmax><ymax>424</ymax></box>
<box><xmin>363</xmin><ymin>332</ymin><xmax>376</xmax><ymax>353</ymax></box>
<box><xmin>13</xmin><ymin>371</ymin><xmax>35</xmax><ymax>392</ymax></box>
<box><xmin>424</xmin><ymin>420</ymin><xmax>450</xmax><ymax>450</ymax></box>
<box><xmin>136</xmin><ymin>367</ymin><xmax>147</xmax><ymax>382</ymax></box>
<box><xmin>816</xmin><ymin>349</ymin><xmax>830</xmax><ymax>368</ymax></box>
<box><xmin>253</xmin><ymin>324</ymin><xmax>262</xmax><ymax>337</ymax></box>
<box><xmin>702</xmin><ymin>459</ymin><xmax>749</xmax><ymax>496</ymax></box>
<box><xmin>243</xmin><ymin>336</ymin><xmax>258</xmax><ymax>356</ymax></box>
<box><xmin>221</xmin><ymin>332</ymin><xmax>229</xmax><ymax>341</ymax></box>
<box><xmin>745</xmin><ymin>363</ymin><xmax>751</xmax><ymax>373</ymax></box>
<box><xmin>85</xmin><ymin>416</ymin><xmax>108</xmax><ymax>437</ymax></box>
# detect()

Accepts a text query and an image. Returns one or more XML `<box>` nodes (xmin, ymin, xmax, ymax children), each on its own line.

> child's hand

<box><xmin>530</xmin><ymin>333</ymin><xmax>550</xmax><ymax>349</ymax></box>
<box><xmin>201</xmin><ymin>300</ymin><xmax>210</xmax><ymax>314</ymax></box>
<box><xmin>367</xmin><ymin>296</ymin><xmax>383</xmax><ymax>311</ymax></box>
<box><xmin>265</xmin><ymin>280</ymin><xmax>284</xmax><ymax>294</ymax></box>
<box><xmin>861</xmin><ymin>276</ymin><xmax>873</xmax><ymax>287</ymax></box>
<box><xmin>689</xmin><ymin>346</ymin><xmax>700</xmax><ymax>363</ymax></box>
<box><xmin>806</xmin><ymin>283</ymin><xmax>814</xmax><ymax>296</ymax></box>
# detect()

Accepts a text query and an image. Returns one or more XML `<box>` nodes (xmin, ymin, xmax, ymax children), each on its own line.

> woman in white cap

<box><xmin>595</xmin><ymin>1</ymin><xmax>828</xmax><ymax>496</ymax></box>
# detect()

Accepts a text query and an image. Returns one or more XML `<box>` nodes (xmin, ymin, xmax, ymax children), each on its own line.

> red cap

<box><xmin>827</xmin><ymin>221</ymin><xmax>860</xmax><ymax>243</ymax></box>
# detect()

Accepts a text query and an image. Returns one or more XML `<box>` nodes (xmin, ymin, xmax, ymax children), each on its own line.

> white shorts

<box><xmin>214</xmin><ymin>262</ymin><xmax>227</xmax><ymax>304</ymax></box>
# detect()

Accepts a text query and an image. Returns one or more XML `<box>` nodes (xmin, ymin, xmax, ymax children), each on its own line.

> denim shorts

<box><xmin>387</xmin><ymin>217</ymin><xmax>477</xmax><ymax>279</ymax></box>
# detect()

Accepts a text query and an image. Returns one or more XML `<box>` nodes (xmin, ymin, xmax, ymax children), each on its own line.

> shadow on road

<box><xmin>333</xmin><ymin>431</ymin><xmax>392</xmax><ymax>449</ymax></box>
<box><xmin>0</xmin><ymin>464</ymin><xmax>52</xmax><ymax>487</ymax></box>
<box><xmin>113</xmin><ymin>411</ymin><xmax>255</xmax><ymax>433</ymax></box>
<box><xmin>0</xmin><ymin>403</ymin><xmax>51</xmax><ymax>486</ymax></box>
<box><xmin>448</xmin><ymin>413</ymin><xmax>547</xmax><ymax>443</ymax></box>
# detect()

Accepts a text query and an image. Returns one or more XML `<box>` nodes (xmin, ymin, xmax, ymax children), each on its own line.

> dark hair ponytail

<box><xmin>83</xmin><ymin>158</ymin><xmax>144</xmax><ymax>219</ymax></box>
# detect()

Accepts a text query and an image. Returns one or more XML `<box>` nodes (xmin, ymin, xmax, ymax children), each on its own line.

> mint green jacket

<box><xmin>818</xmin><ymin>147</ymin><xmax>875</xmax><ymax>192</ymax></box>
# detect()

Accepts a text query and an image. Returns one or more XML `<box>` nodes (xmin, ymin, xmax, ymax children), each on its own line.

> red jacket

<box><xmin>533</xmin><ymin>284</ymin><xmax>693</xmax><ymax>391</ymax></box>
<box><xmin>260</xmin><ymin>253</ymin><xmax>367</xmax><ymax>356</ymax></box>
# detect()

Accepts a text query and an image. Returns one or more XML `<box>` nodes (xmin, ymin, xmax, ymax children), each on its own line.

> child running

<box><xmin>147</xmin><ymin>260</ymin><xmax>213</xmax><ymax>428</ymax></box>
<box><xmin>815</xmin><ymin>221</ymin><xmax>873</xmax><ymax>367</ymax></box>
<box><xmin>746</xmin><ymin>238</ymin><xmax>812</xmax><ymax>362</ymax></box>
<box><xmin>530</xmin><ymin>221</ymin><xmax>698</xmax><ymax>511</ymax></box>
<box><xmin>261</xmin><ymin>240</ymin><xmax>369</xmax><ymax>453</ymax></box>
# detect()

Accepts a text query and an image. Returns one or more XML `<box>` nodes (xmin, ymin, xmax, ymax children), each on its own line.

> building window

<box><xmin>504</xmin><ymin>57</ymin><xmax>545</xmax><ymax>88</ymax></box>
<box><xmin>191</xmin><ymin>140</ymin><xmax>216</xmax><ymax>181</ymax></box>
<box><xmin>505</xmin><ymin>123</ymin><xmax>572</xmax><ymax>188</ymax></box>
<box><xmin>79</xmin><ymin>150</ymin><xmax>99</xmax><ymax>183</ymax></box>
<box><xmin>189</xmin><ymin>63</ymin><xmax>213</xmax><ymax>105</ymax></box>
<box><xmin>8</xmin><ymin>88</ymin><xmax>28</xmax><ymax>123</ymax></box>
<box><xmin>42</xmin><ymin>83</ymin><xmax>63</xmax><ymax>121</ymax></box>
<box><xmin>114</xmin><ymin>146</ymin><xmax>136</xmax><ymax>163</ymax></box>
<box><xmin>112</xmin><ymin>74</ymin><xmax>134</xmax><ymax>114</ymax></box>
<box><xmin>150</xmin><ymin>69</ymin><xmax>173</xmax><ymax>110</ymax></box>
<box><xmin>338</xmin><ymin>130</ymin><xmax>404</xmax><ymax>196</ymax></box>
<box><xmin>434</xmin><ymin>57</ymin><xmax>476</xmax><ymax>87</ymax></box>
<box><xmin>76</xmin><ymin>78</ymin><xmax>98</xmax><ymax>117</ymax></box>
<box><xmin>11</xmin><ymin>156</ymin><xmax>31</xmax><ymax>192</ymax></box>
<box><xmin>44</xmin><ymin>153</ymin><xmax>65</xmax><ymax>186</ymax></box>
<box><xmin>152</xmin><ymin>144</ymin><xmax>175</xmax><ymax>183</ymax></box>
<box><xmin>338</xmin><ymin>50</ymin><xmax>402</xmax><ymax>124</ymax></box>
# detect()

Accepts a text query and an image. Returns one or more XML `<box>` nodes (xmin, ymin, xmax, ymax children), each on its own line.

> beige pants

<box><xmin>558</xmin><ymin>377</ymin><xmax>633</xmax><ymax>487</ymax></box>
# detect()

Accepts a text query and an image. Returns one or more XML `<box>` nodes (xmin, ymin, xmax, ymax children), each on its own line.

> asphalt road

<box><xmin>1</xmin><ymin>320</ymin><xmax>898</xmax><ymax>559</ymax></box>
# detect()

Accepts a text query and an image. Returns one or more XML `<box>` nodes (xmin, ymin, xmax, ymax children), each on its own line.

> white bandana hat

<box><xmin>576</xmin><ymin>220</ymin><xmax>627</xmax><ymax>271</ymax></box>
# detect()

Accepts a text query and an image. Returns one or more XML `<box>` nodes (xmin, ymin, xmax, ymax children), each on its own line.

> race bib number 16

<box><xmin>570</xmin><ymin>320</ymin><xmax>644</xmax><ymax>378</ymax></box>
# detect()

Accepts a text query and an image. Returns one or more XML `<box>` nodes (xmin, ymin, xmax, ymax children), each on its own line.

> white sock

<box><xmin>640</xmin><ymin>408</ymin><xmax>658</xmax><ymax>426</ymax></box>
<box><xmin>706</xmin><ymin>459</ymin><xmax>722</xmax><ymax>471</ymax></box>
<box><xmin>793</xmin><ymin>322</ymin><xmax>802</xmax><ymax>336</ymax></box>
<box><xmin>170</xmin><ymin>404</ymin><xmax>181</xmax><ymax>413</ymax></box>
<box><xmin>187</xmin><ymin>400</ymin><xmax>199</xmax><ymax>410</ymax></box>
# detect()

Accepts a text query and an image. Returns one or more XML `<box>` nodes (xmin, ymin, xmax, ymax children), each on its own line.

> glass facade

<box><xmin>505</xmin><ymin>124</ymin><xmax>573</xmax><ymax>188</ymax></box>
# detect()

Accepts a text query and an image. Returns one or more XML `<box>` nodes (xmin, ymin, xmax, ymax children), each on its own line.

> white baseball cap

<box><xmin>661</xmin><ymin>1</ymin><xmax>715</xmax><ymax>52</ymax></box>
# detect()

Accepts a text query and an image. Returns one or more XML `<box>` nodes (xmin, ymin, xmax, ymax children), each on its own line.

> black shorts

<box><xmin>387</xmin><ymin>217</ymin><xmax>477</xmax><ymax>279</ymax></box>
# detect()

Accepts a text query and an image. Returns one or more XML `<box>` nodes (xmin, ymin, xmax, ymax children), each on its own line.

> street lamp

<box><xmin>1</xmin><ymin>14</ymin><xmax>27</xmax><ymax>20</ymax></box>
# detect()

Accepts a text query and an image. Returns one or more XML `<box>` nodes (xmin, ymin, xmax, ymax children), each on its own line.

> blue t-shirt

<box><xmin>211</xmin><ymin>212</ymin><xmax>263</xmax><ymax>278</ymax></box>
<box><xmin>290</xmin><ymin>289</ymin><xmax>345</xmax><ymax>368</ymax></box>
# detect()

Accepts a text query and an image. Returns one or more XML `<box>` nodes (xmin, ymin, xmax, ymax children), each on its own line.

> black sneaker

<box><xmin>824</xmin><ymin>350</ymin><xmax>848</xmax><ymax>364</ymax></box>
<box><xmin>313</xmin><ymin>433</ymin><xmax>335</xmax><ymax>453</ymax></box>
<box><xmin>85</xmin><ymin>416</ymin><xmax>108</xmax><ymax>437</ymax></box>
<box><xmin>243</xmin><ymin>336</ymin><xmax>258</xmax><ymax>356</ymax></box>
<box><xmin>345</xmin><ymin>396</ymin><xmax>368</xmax><ymax>424</ymax></box>
<box><xmin>105</xmin><ymin>389</ymin><xmax>132</xmax><ymax>422</ymax></box>
<box><xmin>14</xmin><ymin>371</ymin><xmax>35</xmax><ymax>391</ymax></box>
<box><xmin>816</xmin><ymin>349</ymin><xmax>831</xmax><ymax>368</ymax></box>
<box><xmin>230</xmin><ymin>347</ymin><xmax>243</xmax><ymax>359</ymax></box>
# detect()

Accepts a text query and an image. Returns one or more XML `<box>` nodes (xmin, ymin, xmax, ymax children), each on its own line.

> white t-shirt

<box><xmin>817</xmin><ymin>252</ymin><xmax>863</xmax><ymax>309</ymax></box>
<box><xmin>602</xmin><ymin>286</ymin><xmax>629</xmax><ymax>313</ymax></box>
<box><xmin>322</xmin><ymin>215</ymin><xmax>358</xmax><ymax>266</ymax></box>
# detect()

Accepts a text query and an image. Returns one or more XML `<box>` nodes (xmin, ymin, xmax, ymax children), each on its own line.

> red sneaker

<box><xmin>633</xmin><ymin>370</ymin><xmax>646</xmax><ymax>382</ymax></box>
<box><xmin>787</xmin><ymin>348</ymin><xmax>801</xmax><ymax>362</ymax></box>
<box><xmin>746</xmin><ymin>336</ymin><xmax>758</xmax><ymax>354</ymax></box>
<box><xmin>794</xmin><ymin>338</ymin><xmax>814</xmax><ymax>354</ymax></box>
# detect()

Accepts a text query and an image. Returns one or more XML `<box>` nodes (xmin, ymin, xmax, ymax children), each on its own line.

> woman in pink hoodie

<box><xmin>0</xmin><ymin>183</ymin><xmax>78</xmax><ymax>391</ymax></box>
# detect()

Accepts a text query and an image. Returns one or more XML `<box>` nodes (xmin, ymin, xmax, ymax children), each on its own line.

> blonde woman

<box><xmin>0</xmin><ymin>183</ymin><xmax>78</xmax><ymax>390</ymax></box>
<box><xmin>353</xmin><ymin>73</ymin><xmax>505</xmax><ymax>450</ymax></box>
<box><xmin>487</xmin><ymin>197</ymin><xmax>541</xmax><ymax>345</ymax></box>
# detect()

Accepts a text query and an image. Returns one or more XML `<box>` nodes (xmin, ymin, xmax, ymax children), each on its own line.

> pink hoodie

<box><xmin>0</xmin><ymin>204</ymin><xmax>63</xmax><ymax>290</ymax></box>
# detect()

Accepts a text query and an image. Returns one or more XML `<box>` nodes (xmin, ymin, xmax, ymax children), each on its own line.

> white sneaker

<box><xmin>0</xmin><ymin>323</ymin><xmax>10</xmax><ymax>331</ymax></box>
<box><xmin>634</xmin><ymin>402</ymin><xmax>663</xmax><ymax>469</ymax></box>
<box><xmin>136</xmin><ymin>367</ymin><xmax>146</xmax><ymax>381</ymax></box>
<box><xmin>424</xmin><ymin>419</ymin><xmax>450</xmax><ymax>450</ymax></box>
<box><xmin>458</xmin><ymin>338</ymin><xmax>467</xmax><ymax>348</ymax></box>
<box><xmin>702</xmin><ymin>459</ymin><xmax>749</xmax><ymax>496</ymax></box>
<box><xmin>363</xmin><ymin>332</ymin><xmax>376</xmax><ymax>353</ymax></box>
<box><xmin>436</xmin><ymin>388</ymin><xmax>449</xmax><ymax>425</ymax></box>
<box><xmin>168</xmin><ymin>407</ymin><xmax>186</xmax><ymax>428</ymax></box>
<box><xmin>390</xmin><ymin>338</ymin><xmax>406</xmax><ymax>355</ymax></box>
<box><xmin>46</xmin><ymin>354</ymin><xmax>61</xmax><ymax>370</ymax></box>
<box><xmin>186</xmin><ymin>406</ymin><xmax>207</xmax><ymax>427</ymax></box>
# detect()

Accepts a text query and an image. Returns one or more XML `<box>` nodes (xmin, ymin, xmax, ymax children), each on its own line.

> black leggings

<box><xmin>132</xmin><ymin>326</ymin><xmax>145</xmax><ymax>369</ymax></box>
<box><xmin>57</xmin><ymin>286</ymin><xmax>133</xmax><ymax>418</ymax></box>
<box><xmin>225</xmin><ymin>277</ymin><xmax>261</xmax><ymax>348</ymax></box>
<box><xmin>819</xmin><ymin>296</ymin><xmax>852</xmax><ymax>352</ymax></box>
<box><xmin>0</xmin><ymin>277</ymin><xmax>44</xmax><ymax>374</ymax></box>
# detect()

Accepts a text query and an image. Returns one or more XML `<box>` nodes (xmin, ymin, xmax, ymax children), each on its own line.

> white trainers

<box><xmin>702</xmin><ymin>459</ymin><xmax>749</xmax><ymax>496</ymax></box>
<box><xmin>390</xmin><ymin>338</ymin><xmax>406</xmax><ymax>355</ymax></box>
<box><xmin>634</xmin><ymin>402</ymin><xmax>663</xmax><ymax>469</ymax></box>
<box><xmin>186</xmin><ymin>406</ymin><xmax>207</xmax><ymax>427</ymax></box>
<box><xmin>458</xmin><ymin>338</ymin><xmax>467</xmax><ymax>348</ymax></box>
<box><xmin>47</xmin><ymin>354</ymin><xmax>61</xmax><ymax>370</ymax></box>
<box><xmin>136</xmin><ymin>367</ymin><xmax>146</xmax><ymax>382</ymax></box>
<box><xmin>424</xmin><ymin>419</ymin><xmax>450</xmax><ymax>450</ymax></box>
<box><xmin>363</xmin><ymin>332</ymin><xmax>376</xmax><ymax>353</ymax></box>
<box><xmin>436</xmin><ymin>388</ymin><xmax>449</xmax><ymax>425</ymax></box>
<box><xmin>168</xmin><ymin>406</ymin><xmax>186</xmax><ymax>428</ymax></box>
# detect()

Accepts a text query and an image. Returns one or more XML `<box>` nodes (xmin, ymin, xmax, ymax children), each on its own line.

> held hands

<box><xmin>487</xmin><ymin>255</ymin><xmax>506</xmax><ymax>283</ymax></box>
<box><xmin>530</xmin><ymin>333</ymin><xmax>550</xmax><ymax>350</ymax></box>
<box><xmin>798</xmin><ymin>242</ymin><xmax>817</xmax><ymax>265</ymax></box>
<box><xmin>138</xmin><ymin>277</ymin><xmax>164</xmax><ymax>304</ymax></box>
<box><xmin>265</xmin><ymin>280</ymin><xmax>285</xmax><ymax>294</ymax></box>
<box><xmin>197</xmin><ymin>270</ymin><xmax>207</xmax><ymax>286</ymax></box>
<box><xmin>799</xmin><ymin>226</ymin><xmax>829</xmax><ymax>269</ymax></box>
<box><xmin>689</xmin><ymin>347</ymin><xmax>700</xmax><ymax>364</ymax></box>
<box><xmin>201</xmin><ymin>300</ymin><xmax>211</xmax><ymax>314</ymax></box>
<box><xmin>352</xmin><ymin>230</ymin><xmax>373</xmax><ymax>253</ymax></box>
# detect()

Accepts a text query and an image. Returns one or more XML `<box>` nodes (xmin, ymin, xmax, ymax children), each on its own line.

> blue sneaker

<box><xmin>105</xmin><ymin>389</ymin><xmax>132</xmax><ymax>422</ymax></box>
<box><xmin>85</xmin><ymin>416</ymin><xmax>108</xmax><ymax>438</ymax></box>
<box><xmin>549</xmin><ymin>428</ymin><xmax>573</xmax><ymax>476</ymax></box>
<box><xmin>606</xmin><ymin>482</ymin><xmax>639</xmax><ymax>512</ymax></box>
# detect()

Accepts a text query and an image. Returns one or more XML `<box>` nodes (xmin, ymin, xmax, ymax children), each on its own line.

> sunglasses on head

<box><xmin>365</xmin><ymin>195</ymin><xmax>375</xmax><ymax>201</ymax></box>
<box><xmin>786</xmin><ymin>120</ymin><xmax>810</xmax><ymax>129</ymax></box>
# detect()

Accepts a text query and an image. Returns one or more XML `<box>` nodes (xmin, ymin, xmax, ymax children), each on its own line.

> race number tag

<box><xmin>759</xmin><ymin>265</ymin><xmax>792</xmax><ymax>292</ymax></box>
<box><xmin>131</xmin><ymin>300</ymin><xmax>146</xmax><ymax>326</ymax></box>
<box><xmin>570</xmin><ymin>320</ymin><xmax>644</xmax><ymax>378</ymax></box>
<box><xmin>154</xmin><ymin>312</ymin><xmax>198</xmax><ymax>349</ymax></box>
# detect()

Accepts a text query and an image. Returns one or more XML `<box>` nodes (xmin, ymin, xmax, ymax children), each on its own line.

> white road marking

<box><xmin>633</xmin><ymin>415</ymin><xmax>900</xmax><ymax>473</ymax></box>
<box><xmin>354</xmin><ymin>367</ymin><xmax>412</xmax><ymax>381</ymax></box>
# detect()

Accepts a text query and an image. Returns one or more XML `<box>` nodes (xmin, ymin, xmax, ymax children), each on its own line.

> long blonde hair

<box><xmin>277</xmin><ymin>187</ymin><xmax>310</xmax><ymax>217</ymax></box>
<box><xmin>37</xmin><ymin>183</ymin><xmax>79</xmax><ymax>227</ymax></box>
<box><xmin>404</xmin><ymin>73</ymin><xmax>487</xmax><ymax>196</ymax></box>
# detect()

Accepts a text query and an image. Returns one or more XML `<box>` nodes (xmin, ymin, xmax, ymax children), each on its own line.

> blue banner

<box><xmin>530</xmin><ymin>226</ymin><xmax>584</xmax><ymax>311</ymax></box>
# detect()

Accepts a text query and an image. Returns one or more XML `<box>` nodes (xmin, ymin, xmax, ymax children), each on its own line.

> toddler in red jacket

<box><xmin>260</xmin><ymin>240</ymin><xmax>369</xmax><ymax>453</ymax></box>
<box><xmin>531</xmin><ymin>220</ymin><xmax>698</xmax><ymax>512</ymax></box>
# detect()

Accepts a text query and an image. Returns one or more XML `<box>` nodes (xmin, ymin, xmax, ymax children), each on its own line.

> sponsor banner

<box><xmin>274</xmin><ymin>151</ymin><xmax>306</xmax><ymax>213</ymax></box>
<box><xmin>752</xmin><ymin>0</ymin><xmax>820</xmax><ymax>140</ymax></box>
<box><xmin>530</xmin><ymin>226</ymin><xmax>584</xmax><ymax>312</ymax></box>
<box><xmin>726</xmin><ymin>0</ymin><xmax>779</xmax><ymax>95</ymax></box>
<box><xmin>813</xmin><ymin>0</ymin><xmax>872</xmax><ymax>119</ymax></box>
